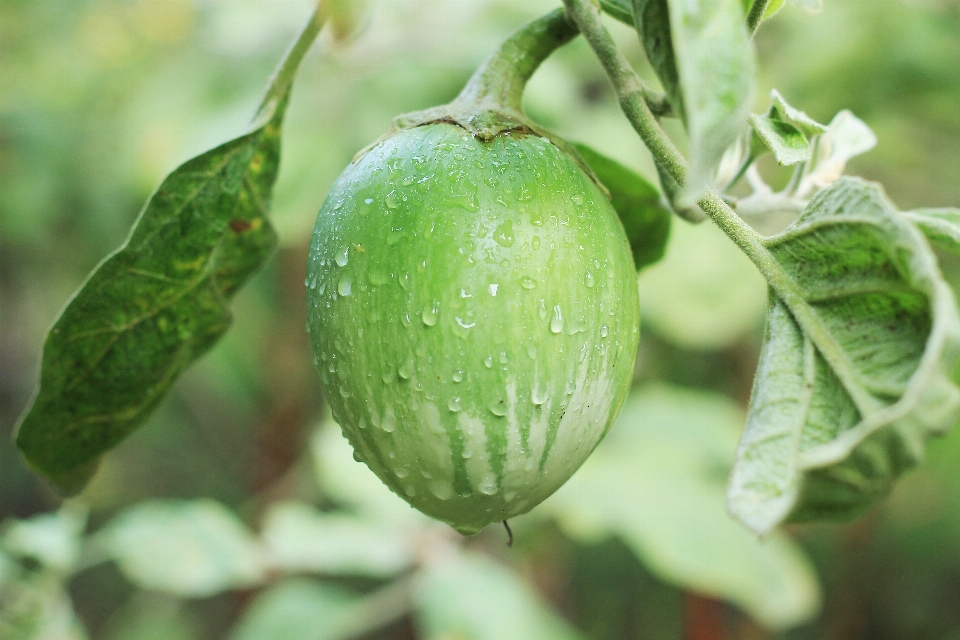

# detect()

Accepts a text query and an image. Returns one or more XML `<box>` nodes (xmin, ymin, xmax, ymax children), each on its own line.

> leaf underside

<box><xmin>728</xmin><ymin>177</ymin><xmax>960</xmax><ymax>535</ymax></box>
<box><xmin>14</xmin><ymin>104</ymin><xmax>287</xmax><ymax>494</ymax></box>
<box><xmin>903</xmin><ymin>208</ymin><xmax>960</xmax><ymax>255</ymax></box>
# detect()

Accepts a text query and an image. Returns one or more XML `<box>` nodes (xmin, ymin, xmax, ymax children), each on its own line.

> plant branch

<box><xmin>562</xmin><ymin>0</ymin><xmax>687</xmax><ymax>182</ymax></box>
<box><xmin>563</xmin><ymin>0</ymin><xmax>882</xmax><ymax>415</ymax></box>
<box><xmin>747</xmin><ymin>0</ymin><xmax>771</xmax><ymax>36</ymax></box>
<box><xmin>254</xmin><ymin>0</ymin><xmax>328</xmax><ymax>126</ymax></box>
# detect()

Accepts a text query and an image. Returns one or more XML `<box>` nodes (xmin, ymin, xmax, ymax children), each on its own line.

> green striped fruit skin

<box><xmin>306</xmin><ymin>124</ymin><xmax>639</xmax><ymax>534</ymax></box>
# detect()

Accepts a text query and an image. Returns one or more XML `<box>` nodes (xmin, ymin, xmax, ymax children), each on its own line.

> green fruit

<box><xmin>306</xmin><ymin>123</ymin><xmax>640</xmax><ymax>534</ymax></box>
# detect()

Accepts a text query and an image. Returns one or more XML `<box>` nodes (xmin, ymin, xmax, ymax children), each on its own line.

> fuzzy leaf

<box><xmin>768</xmin><ymin>89</ymin><xmax>827</xmax><ymax>138</ymax></box>
<box><xmin>415</xmin><ymin>552</ymin><xmax>582</xmax><ymax>640</ymax></box>
<box><xmin>100</xmin><ymin>500</ymin><xmax>264</xmax><ymax>597</ymax></box>
<box><xmin>261</xmin><ymin>502</ymin><xmax>413</xmax><ymax>578</ymax></box>
<box><xmin>13</xmin><ymin>8</ymin><xmax>325</xmax><ymax>494</ymax></box>
<box><xmin>728</xmin><ymin>178</ymin><xmax>960</xmax><ymax>535</ymax></box>
<box><xmin>750</xmin><ymin>115</ymin><xmax>809</xmax><ymax>166</ymax></box>
<box><xmin>635</xmin><ymin>0</ymin><xmax>756</xmax><ymax>202</ymax></box>
<box><xmin>632</xmin><ymin>0</ymin><xmax>683</xmax><ymax>119</ymax></box>
<box><xmin>903</xmin><ymin>208</ymin><xmax>960</xmax><ymax>255</ymax></box>
<box><xmin>574</xmin><ymin>144</ymin><xmax>672</xmax><ymax>270</ymax></box>
<box><xmin>229</xmin><ymin>580</ymin><xmax>358</xmax><ymax>640</ymax></box>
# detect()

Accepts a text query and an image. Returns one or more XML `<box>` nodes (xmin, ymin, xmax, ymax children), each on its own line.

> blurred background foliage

<box><xmin>2</xmin><ymin>0</ymin><xmax>960</xmax><ymax>638</ymax></box>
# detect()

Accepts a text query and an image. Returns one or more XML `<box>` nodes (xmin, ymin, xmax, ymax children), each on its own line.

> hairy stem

<box><xmin>254</xmin><ymin>0</ymin><xmax>327</xmax><ymax>125</ymax></box>
<box><xmin>563</xmin><ymin>0</ymin><xmax>881</xmax><ymax>415</ymax></box>
<box><xmin>562</xmin><ymin>0</ymin><xmax>686</xmax><ymax>182</ymax></box>
<box><xmin>747</xmin><ymin>0</ymin><xmax>771</xmax><ymax>36</ymax></box>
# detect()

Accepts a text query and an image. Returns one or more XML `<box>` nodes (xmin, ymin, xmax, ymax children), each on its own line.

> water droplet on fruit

<box><xmin>494</xmin><ymin>220</ymin><xmax>515</xmax><ymax>247</ymax></box>
<box><xmin>566</xmin><ymin>380</ymin><xmax>576</xmax><ymax>395</ymax></box>
<box><xmin>337</xmin><ymin>274</ymin><xmax>352</xmax><ymax>296</ymax></box>
<box><xmin>532</xmin><ymin>236</ymin><xmax>541</xmax><ymax>250</ymax></box>
<box><xmin>452</xmin><ymin>369</ymin><xmax>464</xmax><ymax>383</ymax></box>
<box><xmin>336</xmin><ymin>247</ymin><xmax>349</xmax><ymax>267</ymax></box>
<box><xmin>364</xmin><ymin>197</ymin><xmax>374</xmax><ymax>205</ymax></box>
<box><xmin>488</xmin><ymin>399</ymin><xmax>507</xmax><ymax>417</ymax></box>
<box><xmin>550</xmin><ymin>305</ymin><xmax>564</xmax><ymax>333</ymax></box>
<box><xmin>430</xmin><ymin>481</ymin><xmax>454</xmax><ymax>500</ymax></box>
<box><xmin>484</xmin><ymin>355</ymin><xmax>493</xmax><ymax>368</ymax></box>
<box><xmin>532</xmin><ymin>383</ymin><xmax>548</xmax><ymax>406</ymax></box>
<box><xmin>398</xmin><ymin>357</ymin><xmax>413</xmax><ymax>380</ymax></box>
<box><xmin>385</xmin><ymin>190</ymin><xmax>400</xmax><ymax>209</ymax></box>
<box><xmin>499</xmin><ymin>351</ymin><xmax>508</xmax><ymax>364</ymax></box>
<box><xmin>478</xmin><ymin>479</ymin><xmax>497</xmax><ymax>495</ymax></box>
<box><xmin>381</xmin><ymin>409</ymin><xmax>397</xmax><ymax>433</ymax></box>
<box><xmin>448</xmin><ymin>397</ymin><xmax>462</xmax><ymax>412</ymax></box>
<box><xmin>600</xmin><ymin>324</ymin><xmax>609</xmax><ymax>338</ymax></box>
<box><xmin>584</xmin><ymin>271</ymin><xmax>595</xmax><ymax>288</ymax></box>
<box><xmin>526</xmin><ymin>343</ymin><xmax>537</xmax><ymax>360</ymax></box>
<box><xmin>405</xmin><ymin>485</ymin><xmax>416</xmax><ymax>497</ymax></box>
<box><xmin>520</xmin><ymin>276</ymin><xmax>536</xmax><ymax>289</ymax></box>
<box><xmin>421</xmin><ymin>301</ymin><xmax>440</xmax><ymax>326</ymax></box>
<box><xmin>570</xmin><ymin>193</ymin><xmax>584</xmax><ymax>205</ymax></box>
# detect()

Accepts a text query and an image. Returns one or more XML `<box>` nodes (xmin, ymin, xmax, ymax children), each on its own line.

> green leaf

<box><xmin>768</xmin><ymin>89</ymin><xmax>827</xmax><ymax>138</ymax></box>
<box><xmin>635</xmin><ymin>0</ymin><xmax>756</xmax><ymax>202</ymax></box>
<box><xmin>261</xmin><ymin>502</ymin><xmax>413</xmax><ymax>578</ymax></box>
<box><xmin>230</xmin><ymin>580</ymin><xmax>358</xmax><ymax>640</ymax></box>
<box><xmin>750</xmin><ymin>115</ymin><xmax>809</xmax><ymax>166</ymax></box>
<box><xmin>632</xmin><ymin>0</ymin><xmax>682</xmax><ymax>119</ymax></box>
<box><xmin>544</xmin><ymin>385</ymin><xmax>821</xmax><ymax>631</ymax></box>
<box><xmin>763</xmin><ymin>0</ymin><xmax>787</xmax><ymax>19</ymax></box>
<box><xmin>14</xmin><ymin>7</ymin><xmax>326</xmax><ymax>495</ymax></box>
<box><xmin>99</xmin><ymin>499</ymin><xmax>264</xmax><ymax>597</ymax></box>
<box><xmin>903</xmin><ymin>208</ymin><xmax>960</xmax><ymax>255</ymax></box>
<box><xmin>415</xmin><ymin>551</ymin><xmax>583</xmax><ymax>640</ymax></box>
<box><xmin>637</xmin><ymin>217</ymin><xmax>768</xmax><ymax>349</ymax></box>
<box><xmin>573</xmin><ymin>144</ymin><xmax>672</xmax><ymax>270</ymax></box>
<box><xmin>728</xmin><ymin>178</ymin><xmax>960</xmax><ymax>535</ymax></box>
<box><xmin>1</xmin><ymin>505</ymin><xmax>87</xmax><ymax>573</ymax></box>
<box><xmin>599</xmin><ymin>0</ymin><xmax>635</xmax><ymax>26</ymax></box>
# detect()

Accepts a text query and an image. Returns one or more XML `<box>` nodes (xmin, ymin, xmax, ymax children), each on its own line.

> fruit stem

<box><xmin>455</xmin><ymin>8</ymin><xmax>578</xmax><ymax>114</ymax></box>
<box><xmin>252</xmin><ymin>0</ymin><xmax>328</xmax><ymax>127</ymax></box>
